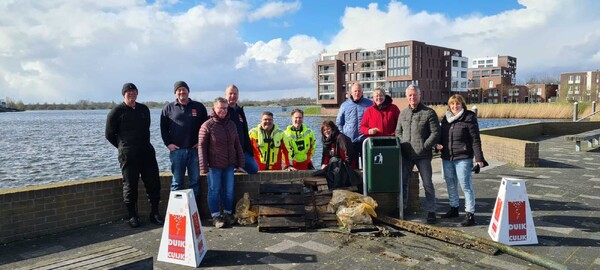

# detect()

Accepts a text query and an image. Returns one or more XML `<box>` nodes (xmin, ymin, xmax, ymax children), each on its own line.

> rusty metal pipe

<box><xmin>375</xmin><ymin>214</ymin><xmax>568</xmax><ymax>270</ymax></box>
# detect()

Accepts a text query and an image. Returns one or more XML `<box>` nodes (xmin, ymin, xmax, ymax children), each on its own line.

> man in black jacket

<box><xmin>105</xmin><ymin>82</ymin><xmax>163</xmax><ymax>228</ymax></box>
<box><xmin>160</xmin><ymin>81</ymin><xmax>208</xmax><ymax>199</ymax></box>
<box><xmin>225</xmin><ymin>84</ymin><xmax>258</xmax><ymax>174</ymax></box>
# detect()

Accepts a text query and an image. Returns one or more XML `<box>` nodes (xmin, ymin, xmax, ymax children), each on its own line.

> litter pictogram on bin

<box><xmin>374</xmin><ymin>153</ymin><xmax>383</xmax><ymax>164</ymax></box>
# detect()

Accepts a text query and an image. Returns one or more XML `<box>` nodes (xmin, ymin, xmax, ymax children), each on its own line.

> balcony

<box><xmin>358</xmin><ymin>54</ymin><xmax>386</xmax><ymax>60</ymax></box>
<box><xmin>319</xmin><ymin>79</ymin><xmax>334</xmax><ymax>84</ymax></box>
<box><xmin>359</xmin><ymin>65</ymin><xmax>386</xmax><ymax>72</ymax></box>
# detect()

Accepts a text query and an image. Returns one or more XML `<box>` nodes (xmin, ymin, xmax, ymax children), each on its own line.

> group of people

<box><xmin>333</xmin><ymin>83</ymin><xmax>487</xmax><ymax>226</ymax></box>
<box><xmin>105</xmin><ymin>80</ymin><xmax>486</xmax><ymax>229</ymax></box>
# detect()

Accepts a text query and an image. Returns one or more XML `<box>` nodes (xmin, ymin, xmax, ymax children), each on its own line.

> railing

<box><xmin>575</xmin><ymin>101</ymin><xmax>598</xmax><ymax>122</ymax></box>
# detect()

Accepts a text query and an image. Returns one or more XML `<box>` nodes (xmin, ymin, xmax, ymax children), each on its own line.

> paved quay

<box><xmin>0</xmin><ymin>135</ymin><xmax>599</xmax><ymax>269</ymax></box>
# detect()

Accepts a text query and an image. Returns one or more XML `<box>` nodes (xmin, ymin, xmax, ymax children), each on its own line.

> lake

<box><xmin>0</xmin><ymin>108</ymin><xmax>552</xmax><ymax>189</ymax></box>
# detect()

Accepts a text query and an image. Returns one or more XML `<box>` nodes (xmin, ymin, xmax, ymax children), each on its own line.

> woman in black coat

<box><xmin>319</xmin><ymin>120</ymin><xmax>360</xmax><ymax>189</ymax></box>
<box><xmin>436</xmin><ymin>95</ymin><xmax>487</xmax><ymax>226</ymax></box>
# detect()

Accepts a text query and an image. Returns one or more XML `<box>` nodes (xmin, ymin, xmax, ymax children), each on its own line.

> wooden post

<box><xmin>573</xmin><ymin>102</ymin><xmax>578</xmax><ymax>122</ymax></box>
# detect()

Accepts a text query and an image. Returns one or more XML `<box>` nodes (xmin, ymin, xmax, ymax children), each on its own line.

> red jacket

<box><xmin>198</xmin><ymin>111</ymin><xmax>245</xmax><ymax>174</ymax></box>
<box><xmin>360</xmin><ymin>95</ymin><xmax>400</xmax><ymax>137</ymax></box>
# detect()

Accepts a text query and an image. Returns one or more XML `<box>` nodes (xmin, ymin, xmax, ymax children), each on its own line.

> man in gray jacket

<box><xmin>395</xmin><ymin>84</ymin><xmax>440</xmax><ymax>224</ymax></box>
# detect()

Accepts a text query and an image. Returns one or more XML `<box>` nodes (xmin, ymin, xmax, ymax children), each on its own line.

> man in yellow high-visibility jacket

<box><xmin>283</xmin><ymin>109</ymin><xmax>315</xmax><ymax>171</ymax></box>
<box><xmin>249</xmin><ymin>111</ymin><xmax>290</xmax><ymax>170</ymax></box>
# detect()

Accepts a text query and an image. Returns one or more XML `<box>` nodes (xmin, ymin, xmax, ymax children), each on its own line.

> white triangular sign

<box><xmin>488</xmin><ymin>178</ymin><xmax>538</xmax><ymax>245</ymax></box>
<box><xmin>158</xmin><ymin>190</ymin><xmax>208</xmax><ymax>267</ymax></box>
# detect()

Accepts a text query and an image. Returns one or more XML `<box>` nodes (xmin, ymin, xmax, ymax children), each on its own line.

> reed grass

<box><xmin>431</xmin><ymin>103</ymin><xmax>599</xmax><ymax>120</ymax></box>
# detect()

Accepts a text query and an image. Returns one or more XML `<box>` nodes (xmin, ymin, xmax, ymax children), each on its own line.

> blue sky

<box><xmin>238</xmin><ymin>0</ymin><xmax>525</xmax><ymax>43</ymax></box>
<box><xmin>1</xmin><ymin>0</ymin><xmax>599</xmax><ymax>103</ymax></box>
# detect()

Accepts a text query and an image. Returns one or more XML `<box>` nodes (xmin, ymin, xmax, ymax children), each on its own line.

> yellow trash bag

<box><xmin>336</xmin><ymin>202</ymin><xmax>377</xmax><ymax>228</ymax></box>
<box><xmin>327</xmin><ymin>190</ymin><xmax>378</xmax><ymax>228</ymax></box>
<box><xmin>327</xmin><ymin>189</ymin><xmax>378</xmax><ymax>214</ymax></box>
<box><xmin>234</xmin><ymin>192</ymin><xmax>258</xmax><ymax>225</ymax></box>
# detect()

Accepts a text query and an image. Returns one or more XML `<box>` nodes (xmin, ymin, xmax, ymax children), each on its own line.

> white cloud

<box><xmin>327</xmin><ymin>0</ymin><xmax>600</xmax><ymax>81</ymax></box>
<box><xmin>248</xmin><ymin>1</ymin><xmax>301</xmax><ymax>22</ymax></box>
<box><xmin>1</xmin><ymin>0</ymin><xmax>599</xmax><ymax>104</ymax></box>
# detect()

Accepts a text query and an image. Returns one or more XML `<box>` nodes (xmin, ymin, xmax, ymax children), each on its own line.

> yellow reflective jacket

<box><xmin>249</xmin><ymin>124</ymin><xmax>289</xmax><ymax>170</ymax></box>
<box><xmin>283</xmin><ymin>124</ymin><xmax>315</xmax><ymax>164</ymax></box>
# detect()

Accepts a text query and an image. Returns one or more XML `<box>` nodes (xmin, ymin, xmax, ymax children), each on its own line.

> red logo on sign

<box><xmin>493</xmin><ymin>197</ymin><xmax>503</xmax><ymax>222</ymax></box>
<box><xmin>508</xmin><ymin>201</ymin><xmax>527</xmax><ymax>241</ymax></box>
<box><xmin>168</xmin><ymin>214</ymin><xmax>186</xmax><ymax>260</ymax></box>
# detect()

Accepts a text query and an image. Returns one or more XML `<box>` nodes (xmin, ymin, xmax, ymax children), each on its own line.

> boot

<box><xmin>149</xmin><ymin>202</ymin><xmax>164</xmax><ymax>225</ymax></box>
<box><xmin>440</xmin><ymin>207</ymin><xmax>459</xmax><ymax>218</ymax></box>
<box><xmin>426</xmin><ymin>212</ymin><xmax>437</xmax><ymax>224</ymax></box>
<box><xmin>126</xmin><ymin>203</ymin><xmax>140</xmax><ymax>228</ymax></box>
<box><xmin>461</xmin><ymin>212</ymin><xmax>476</xmax><ymax>227</ymax></box>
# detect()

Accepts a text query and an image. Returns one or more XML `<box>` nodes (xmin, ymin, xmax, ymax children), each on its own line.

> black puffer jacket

<box><xmin>439</xmin><ymin>110</ymin><xmax>485</xmax><ymax>162</ymax></box>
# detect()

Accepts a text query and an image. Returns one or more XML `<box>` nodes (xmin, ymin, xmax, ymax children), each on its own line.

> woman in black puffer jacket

<box><xmin>436</xmin><ymin>94</ymin><xmax>487</xmax><ymax>227</ymax></box>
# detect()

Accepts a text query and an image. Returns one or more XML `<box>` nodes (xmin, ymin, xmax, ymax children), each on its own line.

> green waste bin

<box><xmin>362</xmin><ymin>136</ymin><xmax>401</xmax><ymax>193</ymax></box>
<box><xmin>362</xmin><ymin>136</ymin><xmax>403</xmax><ymax>218</ymax></box>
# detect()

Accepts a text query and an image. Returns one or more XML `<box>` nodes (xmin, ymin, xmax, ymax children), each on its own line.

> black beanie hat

<box><xmin>174</xmin><ymin>81</ymin><xmax>189</xmax><ymax>93</ymax></box>
<box><xmin>122</xmin><ymin>83</ymin><xmax>138</xmax><ymax>95</ymax></box>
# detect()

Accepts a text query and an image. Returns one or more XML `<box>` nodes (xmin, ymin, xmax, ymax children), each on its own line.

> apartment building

<box><xmin>559</xmin><ymin>71</ymin><xmax>600</xmax><ymax>102</ymax></box>
<box><xmin>467</xmin><ymin>55</ymin><xmax>517</xmax><ymax>103</ymax></box>
<box><xmin>525</xmin><ymin>84</ymin><xmax>558</xmax><ymax>103</ymax></box>
<box><xmin>316</xmin><ymin>40</ymin><xmax>464</xmax><ymax>112</ymax></box>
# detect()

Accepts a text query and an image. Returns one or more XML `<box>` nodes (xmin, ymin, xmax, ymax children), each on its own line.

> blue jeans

<box><xmin>442</xmin><ymin>159</ymin><xmax>475</xmax><ymax>213</ymax></box>
<box><xmin>401</xmin><ymin>157</ymin><xmax>436</xmax><ymax>212</ymax></box>
<box><xmin>207</xmin><ymin>165</ymin><xmax>235</xmax><ymax>218</ymax></box>
<box><xmin>243</xmin><ymin>152</ymin><xmax>259</xmax><ymax>174</ymax></box>
<box><xmin>169</xmin><ymin>149</ymin><xmax>200</xmax><ymax>197</ymax></box>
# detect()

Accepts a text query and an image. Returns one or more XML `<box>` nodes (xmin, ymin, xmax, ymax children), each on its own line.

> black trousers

<box><xmin>118</xmin><ymin>146</ymin><xmax>161</xmax><ymax>206</ymax></box>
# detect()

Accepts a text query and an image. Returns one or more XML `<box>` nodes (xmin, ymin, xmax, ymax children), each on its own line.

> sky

<box><xmin>1</xmin><ymin>0</ymin><xmax>599</xmax><ymax>104</ymax></box>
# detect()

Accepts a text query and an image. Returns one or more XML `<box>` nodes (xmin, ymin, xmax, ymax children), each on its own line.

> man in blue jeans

<box><xmin>225</xmin><ymin>84</ymin><xmax>258</xmax><ymax>174</ymax></box>
<box><xmin>161</xmin><ymin>81</ymin><xmax>208</xmax><ymax>199</ymax></box>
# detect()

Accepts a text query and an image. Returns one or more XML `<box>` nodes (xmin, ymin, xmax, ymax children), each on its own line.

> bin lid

<box><xmin>368</xmin><ymin>136</ymin><xmax>400</xmax><ymax>147</ymax></box>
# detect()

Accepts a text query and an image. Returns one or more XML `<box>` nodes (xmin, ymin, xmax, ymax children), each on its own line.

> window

<box><xmin>452</xmin><ymin>60</ymin><xmax>459</xmax><ymax>67</ymax></box>
<box><xmin>473</xmin><ymin>70</ymin><xmax>480</xmax><ymax>75</ymax></box>
<box><xmin>575</xmin><ymin>75</ymin><xmax>581</xmax><ymax>83</ymax></box>
<box><xmin>461</xmin><ymin>61</ymin><xmax>468</xmax><ymax>68</ymax></box>
<box><xmin>489</xmin><ymin>80</ymin><xmax>494</xmax><ymax>88</ymax></box>
<box><xmin>353</xmin><ymin>63</ymin><xmax>357</xmax><ymax>71</ymax></box>
<box><xmin>461</xmin><ymin>71</ymin><xmax>467</xmax><ymax>78</ymax></box>
<box><xmin>344</xmin><ymin>74</ymin><xmax>348</xmax><ymax>82</ymax></box>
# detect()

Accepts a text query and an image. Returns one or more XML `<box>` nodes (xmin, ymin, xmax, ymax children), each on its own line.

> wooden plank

<box><xmin>259</xmin><ymin>183</ymin><xmax>302</xmax><ymax>194</ymax></box>
<box><xmin>258</xmin><ymin>216</ymin><xmax>306</xmax><ymax>229</ymax></box>
<box><xmin>17</xmin><ymin>244</ymin><xmax>152</xmax><ymax>270</ymax></box>
<box><xmin>259</xmin><ymin>205</ymin><xmax>305</xmax><ymax>216</ymax></box>
<box><xmin>304</xmin><ymin>195</ymin><xmax>331</xmax><ymax>206</ymax></box>
<box><xmin>258</xmin><ymin>194</ymin><xmax>304</xmax><ymax>205</ymax></box>
<box><xmin>303</xmin><ymin>177</ymin><xmax>328</xmax><ymax>186</ymax></box>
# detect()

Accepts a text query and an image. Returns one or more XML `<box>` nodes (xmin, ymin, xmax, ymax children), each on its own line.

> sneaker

<box><xmin>440</xmin><ymin>207</ymin><xmax>459</xmax><ymax>218</ymax></box>
<box><xmin>426</xmin><ymin>212</ymin><xmax>437</xmax><ymax>224</ymax></box>
<box><xmin>223</xmin><ymin>213</ymin><xmax>236</xmax><ymax>226</ymax></box>
<box><xmin>461</xmin><ymin>212</ymin><xmax>476</xmax><ymax>227</ymax></box>
<box><xmin>213</xmin><ymin>216</ymin><xmax>225</xmax><ymax>228</ymax></box>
